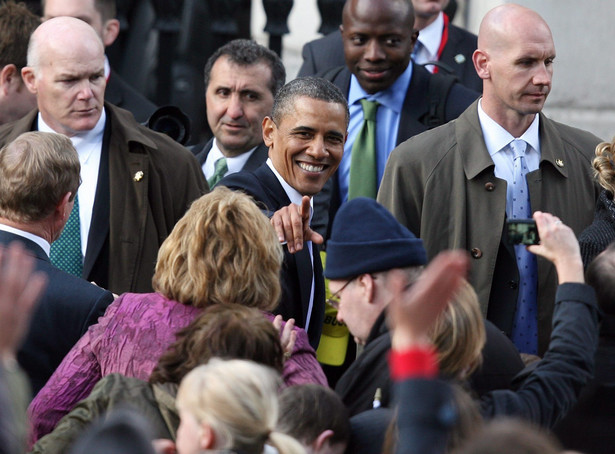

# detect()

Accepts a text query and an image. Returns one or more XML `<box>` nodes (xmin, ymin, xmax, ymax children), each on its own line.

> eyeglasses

<box><xmin>326</xmin><ymin>277</ymin><xmax>357</xmax><ymax>310</ymax></box>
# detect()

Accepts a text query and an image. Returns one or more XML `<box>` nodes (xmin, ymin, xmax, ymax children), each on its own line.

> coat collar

<box><xmin>0</xmin><ymin>104</ymin><xmax>158</xmax><ymax>151</ymax></box>
<box><xmin>458</xmin><ymin>100</ymin><xmax>569</xmax><ymax>180</ymax></box>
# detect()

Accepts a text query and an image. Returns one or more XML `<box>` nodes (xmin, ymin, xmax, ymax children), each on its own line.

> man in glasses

<box><xmin>325</xmin><ymin>196</ymin><xmax>524</xmax><ymax>416</ymax></box>
<box><xmin>324</xmin><ymin>196</ymin><xmax>428</xmax><ymax>416</ymax></box>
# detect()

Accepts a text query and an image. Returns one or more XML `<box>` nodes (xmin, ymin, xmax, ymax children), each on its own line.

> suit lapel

<box><xmin>82</xmin><ymin>121</ymin><xmax>111</xmax><ymax>279</ymax></box>
<box><xmin>243</xmin><ymin>143</ymin><xmax>269</xmax><ymax>171</ymax></box>
<box><xmin>396</xmin><ymin>63</ymin><xmax>433</xmax><ymax>145</ymax></box>
<box><xmin>104</xmin><ymin>69</ymin><xmax>123</xmax><ymax>107</ymax></box>
<box><xmin>255</xmin><ymin>165</ymin><xmax>315</xmax><ymax>326</ymax></box>
<box><xmin>194</xmin><ymin>138</ymin><xmax>214</xmax><ymax>166</ymax></box>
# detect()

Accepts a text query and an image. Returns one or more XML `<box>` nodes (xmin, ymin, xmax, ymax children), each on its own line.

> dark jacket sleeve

<box><xmin>394</xmin><ymin>378</ymin><xmax>455</xmax><ymax>454</ymax></box>
<box><xmin>479</xmin><ymin>283</ymin><xmax>599</xmax><ymax>428</ymax></box>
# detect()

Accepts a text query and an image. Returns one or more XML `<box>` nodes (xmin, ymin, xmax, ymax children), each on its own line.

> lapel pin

<box><xmin>454</xmin><ymin>54</ymin><xmax>466</xmax><ymax>64</ymax></box>
<box><xmin>555</xmin><ymin>159</ymin><xmax>564</xmax><ymax>167</ymax></box>
<box><xmin>133</xmin><ymin>170</ymin><xmax>144</xmax><ymax>182</ymax></box>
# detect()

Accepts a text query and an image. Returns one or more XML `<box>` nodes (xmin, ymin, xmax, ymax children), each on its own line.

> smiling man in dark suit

<box><xmin>192</xmin><ymin>39</ymin><xmax>286</xmax><ymax>188</ymax></box>
<box><xmin>298</xmin><ymin>0</ymin><xmax>481</xmax><ymax>92</ymax></box>
<box><xmin>220</xmin><ymin>77</ymin><xmax>349</xmax><ymax>348</ymax></box>
<box><xmin>0</xmin><ymin>131</ymin><xmax>114</xmax><ymax>395</ymax></box>
<box><xmin>311</xmin><ymin>0</ymin><xmax>477</xmax><ymax>240</ymax></box>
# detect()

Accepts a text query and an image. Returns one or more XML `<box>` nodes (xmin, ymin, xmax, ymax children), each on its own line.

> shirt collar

<box><xmin>348</xmin><ymin>60</ymin><xmax>413</xmax><ymax>114</ymax></box>
<box><xmin>477</xmin><ymin>99</ymin><xmax>540</xmax><ymax>157</ymax></box>
<box><xmin>211</xmin><ymin>138</ymin><xmax>257</xmax><ymax>174</ymax></box>
<box><xmin>0</xmin><ymin>224</ymin><xmax>50</xmax><ymax>256</ymax></box>
<box><xmin>38</xmin><ymin>108</ymin><xmax>106</xmax><ymax>163</ymax></box>
<box><xmin>266</xmin><ymin>158</ymin><xmax>313</xmax><ymax>223</ymax></box>
<box><xmin>417</xmin><ymin>11</ymin><xmax>444</xmax><ymax>59</ymax></box>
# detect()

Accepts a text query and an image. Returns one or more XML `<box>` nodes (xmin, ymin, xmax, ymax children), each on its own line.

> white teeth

<box><xmin>299</xmin><ymin>163</ymin><xmax>324</xmax><ymax>172</ymax></box>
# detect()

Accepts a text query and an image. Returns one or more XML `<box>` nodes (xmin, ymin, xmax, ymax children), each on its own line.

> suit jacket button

<box><xmin>471</xmin><ymin>248</ymin><xmax>482</xmax><ymax>258</ymax></box>
<box><xmin>485</xmin><ymin>182</ymin><xmax>495</xmax><ymax>191</ymax></box>
<box><xmin>508</xmin><ymin>280</ymin><xmax>518</xmax><ymax>289</ymax></box>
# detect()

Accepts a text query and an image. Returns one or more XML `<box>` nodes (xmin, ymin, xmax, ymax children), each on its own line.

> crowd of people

<box><xmin>0</xmin><ymin>0</ymin><xmax>613</xmax><ymax>453</ymax></box>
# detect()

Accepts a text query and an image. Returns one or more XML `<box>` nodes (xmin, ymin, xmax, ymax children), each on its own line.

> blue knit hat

<box><xmin>325</xmin><ymin>197</ymin><xmax>427</xmax><ymax>279</ymax></box>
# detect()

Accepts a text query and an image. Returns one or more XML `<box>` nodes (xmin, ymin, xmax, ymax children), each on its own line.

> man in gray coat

<box><xmin>378</xmin><ymin>4</ymin><xmax>600</xmax><ymax>355</ymax></box>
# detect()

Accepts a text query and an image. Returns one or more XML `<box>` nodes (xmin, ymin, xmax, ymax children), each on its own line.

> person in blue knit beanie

<box><xmin>324</xmin><ymin>197</ymin><xmax>427</xmax><ymax>416</ymax></box>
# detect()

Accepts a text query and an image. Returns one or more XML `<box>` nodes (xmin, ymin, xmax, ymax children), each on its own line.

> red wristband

<box><xmin>389</xmin><ymin>347</ymin><xmax>438</xmax><ymax>380</ymax></box>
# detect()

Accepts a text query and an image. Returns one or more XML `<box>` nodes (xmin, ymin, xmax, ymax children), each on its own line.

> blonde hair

<box><xmin>0</xmin><ymin>132</ymin><xmax>80</xmax><ymax>223</ymax></box>
<box><xmin>152</xmin><ymin>187</ymin><xmax>283</xmax><ymax>309</ymax></box>
<box><xmin>431</xmin><ymin>280</ymin><xmax>486</xmax><ymax>379</ymax></box>
<box><xmin>593</xmin><ymin>138</ymin><xmax>615</xmax><ymax>195</ymax></box>
<box><xmin>177</xmin><ymin>359</ymin><xmax>305</xmax><ymax>454</ymax></box>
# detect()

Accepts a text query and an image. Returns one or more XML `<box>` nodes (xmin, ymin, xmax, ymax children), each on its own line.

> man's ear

<box><xmin>358</xmin><ymin>273</ymin><xmax>376</xmax><ymax>304</ymax></box>
<box><xmin>0</xmin><ymin>65</ymin><xmax>19</xmax><ymax>94</ymax></box>
<box><xmin>313</xmin><ymin>429</ymin><xmax>335</xmax><ymax>452</ymax></box>
<box><xmin>101</xmin><ymin>18</ymin><xmax>120</xmax><ymax>47</ymax></box>
<box><xmin>262</xmin><ymin>116</ymin><xmax>276</xmax><ymax>148</ymax></box>
<box><xmin>57</xmin><ymin>192</ymin><xmax>73</xmax><ymax>224</ymax></box>
<box><xmin>473</xmin><ymin>49</ymin><xmax>490</xmax><ymax>80</ymax></box>
<box><xmin>21</xmin><ymin>66</ymin><xmax>38</xmax><ymax>95</ymax></box>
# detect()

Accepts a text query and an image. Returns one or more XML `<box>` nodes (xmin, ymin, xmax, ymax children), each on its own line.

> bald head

<box><xmin>472</xmin><ymin>4</ymin><xmax>555</xmax><ymax>137</ymax></box>
<box><xmin>478</xmin><ymin>4</ymin><xmax>553</xmax><ymax>53</ymax></box>
<box><xmin>21</xmin><ymin>16</ymin><xmax>106</xmax><ymax>137</ymax></box>
<box><xmin>27</xmin><ymin>16</ymin><xmax>104</xmax><ymax>72</ymax></box>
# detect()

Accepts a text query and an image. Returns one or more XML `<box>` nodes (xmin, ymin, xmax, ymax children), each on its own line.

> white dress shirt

<box><xmin>413</xmin><ymin>11</ymin><xmax>445</xmax><ymax>72</ymax></box>
<box><xmin>266</xmin><ymin>158</ymin><xmax>316</xmax><ymax>331</ymax></box>
<box><xmin>38</xmin><ymin>110</ymin><xmax>106</xmax><ymax>258</ymax></box>
<box><xmin>202</xmin><ymin>138</ymin><xmax>256</xmax><ymax>179</ymax></box>
<box><xmin>477</xmin><ymin>99</ymin><xmax>541</xmax><ymax>218</ymax></box>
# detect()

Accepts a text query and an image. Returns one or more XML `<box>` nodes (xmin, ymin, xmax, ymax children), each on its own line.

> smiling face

<box><xmin>341</xmin><ymin>0</ymin><xmax>416</xmax><ymax>94</ymax></box>
<box><xmin>265</xmin><ymin>96</ymin><xmax>347</xmax><ymax>196</ymax></box>
<box><xmin>206</xmin><ymin>56</ymin><xmax>275</xmax><ymax>157</ymax></box>
<box><xmin>22</xmin><ymin>18</ymin><xmax>105</xmax><ymax>137</ymax></box>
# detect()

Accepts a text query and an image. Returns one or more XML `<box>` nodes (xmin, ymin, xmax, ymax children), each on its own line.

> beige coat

<box><xmin>378</xmin><ymin>101</ymin><xmax>600</xmax><ymax>353</ymax></box>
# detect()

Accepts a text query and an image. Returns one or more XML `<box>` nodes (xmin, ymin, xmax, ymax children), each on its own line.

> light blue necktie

<box><xmin>509</xmin><ymin>139</ymin><xmax>538</xmax><ymax>354</ymax></box>
<box><xmin>50</xmin><ymin>194</ymin><xmax>83</xmax><ymax>277</ymax></box>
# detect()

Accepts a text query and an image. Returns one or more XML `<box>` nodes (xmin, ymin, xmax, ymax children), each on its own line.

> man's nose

<box><xmin>226</xmin><ymin>94</ymin><xmax>244</xmax><ymax>119</ymax></box>
<box><xmin>364</xmin><ymin>40</ymin><xmax>385</xmax><ymax>61</ymax></box>
<box><xmin>306</xmin><ymin>136</ymin><xmax>328</xmax><ymax>159</ymax></box>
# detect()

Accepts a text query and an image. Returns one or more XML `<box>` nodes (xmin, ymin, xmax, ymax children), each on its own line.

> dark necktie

<box><xmin>349</xmin><ymin>99</ymin><xmax>379</xmax><ymax>200</ymax></box>
<box><xmin>50</xmin><ymin>194</ymin><xmax>83</xmax><ymax>277</ymax></box>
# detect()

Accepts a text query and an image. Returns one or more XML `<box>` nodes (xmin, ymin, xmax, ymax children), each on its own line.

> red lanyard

<box><xmin>433</xmin><ymin>13</ymin><xmax>450</xmax><ymax>74</ymax></box>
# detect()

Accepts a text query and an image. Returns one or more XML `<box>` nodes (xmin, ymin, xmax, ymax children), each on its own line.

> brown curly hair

<box><xmin>149</xmin><ymin>304</ymin><xmax>283</xmax><ymax>385</ymax></box>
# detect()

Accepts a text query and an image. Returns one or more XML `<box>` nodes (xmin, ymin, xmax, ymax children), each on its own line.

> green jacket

<box><xmin>30</xmin><ymin>374</ymin><xmax>178</xmax><ymax>454</ymax></box>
